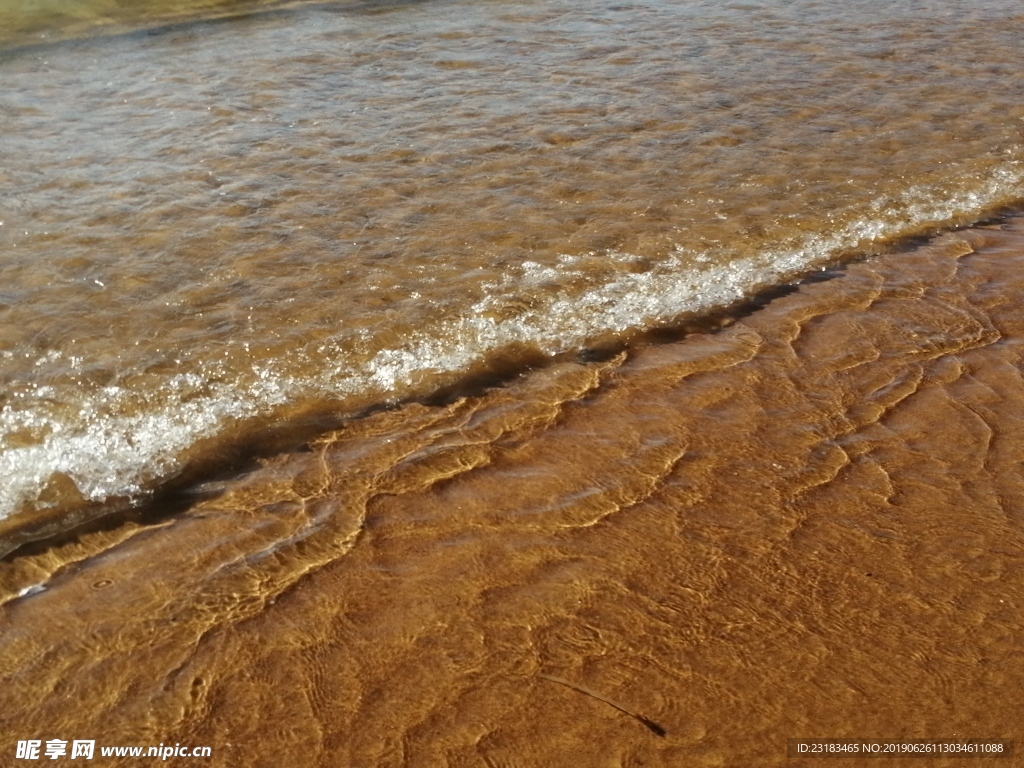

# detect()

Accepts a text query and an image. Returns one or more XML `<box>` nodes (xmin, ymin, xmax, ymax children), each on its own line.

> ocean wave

<box><xmin>1</xmin><ymin>162</ymin><xmax>1021</xmax><ymax>525</ymax></box>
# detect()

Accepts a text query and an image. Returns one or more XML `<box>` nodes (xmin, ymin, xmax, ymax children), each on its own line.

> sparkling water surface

<box><xmin>1</xmin><ymin>0</ymin><xmax>1022</xmax><ymax>527</ymax></box>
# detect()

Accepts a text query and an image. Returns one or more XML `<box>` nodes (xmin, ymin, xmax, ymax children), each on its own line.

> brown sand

<box><xmin>3</xmin><ymin>217</ymin><xmax>1024</xmax><ymax>766</ymax></box>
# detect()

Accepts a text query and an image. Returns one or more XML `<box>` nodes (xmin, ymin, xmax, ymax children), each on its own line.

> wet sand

<box><xmin>3</xmin><ymin>215</ymin><xmax>1024</xmax><ymax>765</ymax></box>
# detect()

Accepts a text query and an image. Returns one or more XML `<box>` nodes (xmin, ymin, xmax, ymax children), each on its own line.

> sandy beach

<box><xmin>3</xmin><ymin>0</ymin><xmax>1024</xmax><ymax>763</ymax></box>
<box><xmin>3</xmin><ymin>214</ymin><xmax>1023</xmax><ymax>765</ymax></box>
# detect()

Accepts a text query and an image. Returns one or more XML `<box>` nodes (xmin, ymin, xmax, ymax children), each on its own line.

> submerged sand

<box><xmin>3</xmin><ymin>216</ymin><xmax>1024</xmax><ymax>765</ymax></box>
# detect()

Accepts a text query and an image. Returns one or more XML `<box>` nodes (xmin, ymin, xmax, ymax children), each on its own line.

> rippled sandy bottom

<box><xmin>3</xmin><ymin>217</ymin><xmax>1024</xmax><ymax>765</ymax></box>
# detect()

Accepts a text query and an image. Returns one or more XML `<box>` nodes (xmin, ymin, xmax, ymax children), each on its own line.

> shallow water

<box><xmin>2</xmin><ymin>0</ymin><xmax>1024</xmax><ymax>541</ymax></box>
<box><xmin>2</xmin><ymin>3</ymin><xmax>1024</xmax><ymax>761</ymax></box>
<box><xmin>0</xmin><ymin>0</ymin><xmax>312</xmax><ymax>49</ymax></box>
<box><xmin>2</xmin><ymin>217</ymin><xmax>1023</xmax><ymax>765</ymax></box>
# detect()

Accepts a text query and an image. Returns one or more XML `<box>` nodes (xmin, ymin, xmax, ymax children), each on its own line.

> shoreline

<box><xmin>2</xmin><ymin>214</ymin><xmax>1024</xmax><ymax>764</ymax></box>
<box><xmin>3</xmin><ymin>203</ymin><xmax>1022</xmax><ymax>563</ymax></box>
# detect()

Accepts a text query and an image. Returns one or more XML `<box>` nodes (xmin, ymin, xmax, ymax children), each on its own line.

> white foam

<box><xmin>0</xmin><ymin>374</ymin><xmax>292</xmax><ymax>519</ymax></box>
<box><xmin>0</xmin><ymin>162</ymin><xmax>1021</xmax><ymax>521</ymax></box>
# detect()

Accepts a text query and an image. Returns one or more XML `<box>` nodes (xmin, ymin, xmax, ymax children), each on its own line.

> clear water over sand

<box><xmin>1</xmin><ymin>0</ymin><xmax>1024</xmax><ymax>764</ymax></box>
<box><xmin>3</xmin><ymin>217</ymin><xmax>1024</xmax><ymax>765</ymax></box>
<box><xmin>2</xmin><ymin>0</ymin><xmax>1023</xmax><ymax>536</ymax></box>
